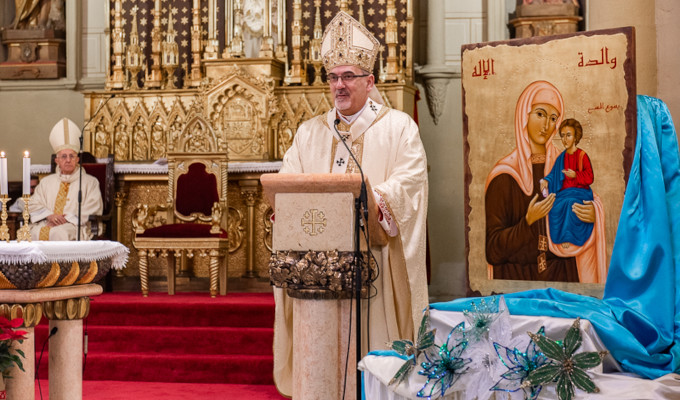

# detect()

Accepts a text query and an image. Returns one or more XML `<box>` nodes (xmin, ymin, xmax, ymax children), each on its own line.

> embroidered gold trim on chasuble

<box><xmin>39</xmin><ymin>182</ymin><xmax>70</xmax><ymax>240</ymax></box>
<box><xmin>327</xmin><ymin>106</ymin><xmax>390</xmax><ymax>173</ymax></box>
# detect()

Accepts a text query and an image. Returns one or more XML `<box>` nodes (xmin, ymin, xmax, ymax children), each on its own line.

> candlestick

<box><xmin>16</xmin><ymin>195</ymin><xmax>31</xmax><ymax>242</ymax></box>
<box><xmin>0</xmin><ymin>152</ymin><xmax>7</xmax><ymax>196</ymax></box>
<box><xmin>23</xmin><ymin>151</ymin><xmax>30</xmax><ymax>195</ymax></box>
<box><xmin>0</xmin><ymin>196</ymin><xmax>9</xmax><ymax>242</ymax></box>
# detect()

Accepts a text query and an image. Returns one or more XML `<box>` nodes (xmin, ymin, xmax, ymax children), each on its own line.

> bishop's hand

<box><xmin>46</xmin><ymin>213</ymin><xmax>68</xmax><ymax>227</ymax></box>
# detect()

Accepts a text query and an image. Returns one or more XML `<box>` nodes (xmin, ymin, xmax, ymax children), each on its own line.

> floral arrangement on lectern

<box><xmin>0</xmin><ymin>316</ymin><xmax>27</xmax><ymax>377</ymax></box>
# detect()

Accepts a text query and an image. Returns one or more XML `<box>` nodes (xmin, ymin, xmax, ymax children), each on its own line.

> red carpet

<box><xmin>34</xmin><ymin>380</ymin><xmax>287</xmax><ymax>400</ymax></box>
<box><xmin>33</xmin><ymin>291</ymin><xmax>287</xmax><ymax>399</ymax></box>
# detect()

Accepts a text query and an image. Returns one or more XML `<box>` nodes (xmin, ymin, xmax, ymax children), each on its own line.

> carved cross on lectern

<box><xmin>301</xmin><ymin>209</ymin><xmax>327</xmax><ymax>236</ymax></box>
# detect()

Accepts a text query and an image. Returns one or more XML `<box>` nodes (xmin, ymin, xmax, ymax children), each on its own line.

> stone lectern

<box><xmin>261</xmin><ymin>173</ymin><xmax>387</xmax><ymax>400</ymax></box>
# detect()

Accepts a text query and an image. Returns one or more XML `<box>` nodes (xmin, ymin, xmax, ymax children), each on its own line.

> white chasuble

<box><xmin>29</xmin><ymin>167</ymin><xmax>104</xmax><ymax>241</ymax></box>
<box><xmin>274</xmin><ymin>99</ymin><xmax>429</xmax><ymax>397</ymax></box>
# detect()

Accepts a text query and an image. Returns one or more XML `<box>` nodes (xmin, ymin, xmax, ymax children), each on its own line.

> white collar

<box><xmin>337</xmin><ymin>101</ymin><xmax>369</xmax><ymax>125</ymax></box>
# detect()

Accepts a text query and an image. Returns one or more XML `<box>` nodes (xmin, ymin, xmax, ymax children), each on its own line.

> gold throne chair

<box><xmin>132</xmin><ymin>116</ymin><xmax>228</xmax><ymax>297</ymax></box>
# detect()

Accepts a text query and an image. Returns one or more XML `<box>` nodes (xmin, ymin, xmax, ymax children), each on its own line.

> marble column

<box><xmin>43</xmin><ymin>297</ymin><xmax>92</xmax><ymax>400</ymax></box>
<box><xmin>292</xmin><ymin>298</ymin><xmax>356</xmax><ymax>400</ymax></box>
<box><xmin>417</xmin><ymin>0</ymin><xmax>458</xmax><ymax>125</ymax></box>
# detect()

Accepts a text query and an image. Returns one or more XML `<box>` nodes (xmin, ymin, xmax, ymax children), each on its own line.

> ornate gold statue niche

<box><xmin>225</xmin><ymin>0</ymin><xmax>246</xmax><ymax>58</ymax></box>
<box><xmin>125</xmin><ymin>6</ymin><xmax>145</xmax><ymax>90</ymax></box>
<box><xmin>284</xmin><ymin>0</ymin><xmax>306</xmax><ymax>85</ymax></box>
<box><xmin>161</xmin><ymin>8</ymin><xmax>180</xmax><ymax>89</ymax></box>
<box><xmin>307</xmin><ymin>0</ymin><xmax>324</xmax><ymax>86</ymax></box>
<box><xmin>106</xmin><ymin>0</ymin><xmax>126</xmax><ymax>89</ymax></box>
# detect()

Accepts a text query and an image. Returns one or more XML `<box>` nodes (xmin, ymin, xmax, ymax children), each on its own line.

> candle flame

<box><xmin>0</xmin><ymin>151</ymin><xmax>5</xmax><ymax>158</ymax></box>
<box><xmin>24</xmin><ymin>151</ymin><xmax>29</xmax><ymax>158</ymax></box>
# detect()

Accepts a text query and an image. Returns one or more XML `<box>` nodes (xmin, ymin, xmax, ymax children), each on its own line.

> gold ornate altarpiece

<box><xmin>86</xmin><ymin>0</ymin><xmax>417</xmax><ymax>284</ymax></box>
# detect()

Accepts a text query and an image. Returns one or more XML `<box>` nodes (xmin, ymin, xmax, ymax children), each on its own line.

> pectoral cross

<box><xmin>538</xmin><ymin>234</ymin><xmax>548</xmax><ymax>252</ymax></box>
<box><xmin>537</xmin><ymin>253</ymin><xmax>547</xmax><ymax>274</ymax></box>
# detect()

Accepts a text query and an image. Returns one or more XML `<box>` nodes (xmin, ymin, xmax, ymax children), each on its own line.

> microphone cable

<box><xmin>36</xmin><ymin>326</ymin><xmax>58</xmax><ymax>400</ymax></box>
<box><xmin>334</xmin><ymin>118</ymin><xmax>380</xmax><ymax>399</ymax></box>
<box><xmin>341</xmin><ymin>289</ymin><xmax>354</xmax><ymax>400</ymax></box>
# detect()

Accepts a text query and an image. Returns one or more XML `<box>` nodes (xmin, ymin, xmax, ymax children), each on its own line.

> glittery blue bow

<box><xmin>417</xmin><ymin>321</ymin><xmax>472</xmax><ymax>399</ymax></box>
<box><xmin>492</xmin><ymin>326</ymin><xmax>549</xmax><ymax>400</ymax></box>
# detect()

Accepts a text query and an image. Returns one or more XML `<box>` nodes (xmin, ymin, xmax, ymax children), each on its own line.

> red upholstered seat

<box><xmin>82</xmin><ymin>163</ymin><xmax>107</xmax><ymax>198</ymax></box>
<box><xmin>175</xmin><ymin>163</ymin><xmax>219</xmax><ymax>217</ymax></box>
<box><xmin>132</xmin><ymin>150</ymin><xmax>229</xmax><ymax>297</ymax></box>
<box><xmin>138</xmin><ymin>223</ymin><xmax>227</xmax><ymax>239</ymax></box>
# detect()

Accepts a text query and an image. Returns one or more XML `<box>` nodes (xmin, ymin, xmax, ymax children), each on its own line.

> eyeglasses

<box><xmin>327</xmin><ymin>73</ymin><xmax>371</xmax><ymax>84</ymax></box>
<box><xmin>57</xmin><ymin>154</ymin><xmax>77</xmax><ymax>160</ymax></box>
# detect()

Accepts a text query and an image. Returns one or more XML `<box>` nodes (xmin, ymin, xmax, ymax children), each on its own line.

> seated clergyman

<box><xmin>28</xmin><ymin>118</ymin><xmax>103</xmax><ymax>241</ymax></box>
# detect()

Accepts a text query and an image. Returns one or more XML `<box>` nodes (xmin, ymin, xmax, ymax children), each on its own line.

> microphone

<box><xmin>81</xmin><ymin>93</ymin><xmax>116</xmax><ymax>139</ymax></box>
<box><xmin>76</xmin><ymin>93</ymin><xmax>116</xmax><ymax>241</ymax></box>
<box><xmin>333</xmin><ymin>119</ymin><xmax>368</xmax><ymax>221</ymax></box>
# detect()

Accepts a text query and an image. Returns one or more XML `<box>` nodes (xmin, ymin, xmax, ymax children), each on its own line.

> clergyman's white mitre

<box><xmin>49</xmin><ymin>118</ymin><xmax>81</xmax><ymax>154</ymax></box>
<box><xmin>321</xmin><ymin>11</ymin><xmax>380</xmax><ymax>73</ymax></box>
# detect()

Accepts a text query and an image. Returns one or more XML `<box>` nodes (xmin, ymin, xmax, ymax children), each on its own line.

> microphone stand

<box><xmin>333</xmin><ymin>119</ymin><xmax>368</xmax><ymax>400</ymax></box>
<box><xmin>77</xmin><ymin>94</ymin><xmax>116</xmax><ymax>241</ymax></box>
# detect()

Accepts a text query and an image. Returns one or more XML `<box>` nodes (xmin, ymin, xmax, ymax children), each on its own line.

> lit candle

<box><xmin>23</xmin><ymin>151</ymin><xmax>30</xmax><ymax>195</ymax></box>
<box><xmin>0</xmin><ymin>152</ymin><xmax>7</xmax><ymax>196</ymax></box>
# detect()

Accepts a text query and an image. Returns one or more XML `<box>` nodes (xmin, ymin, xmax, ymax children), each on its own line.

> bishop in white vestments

<box><xmin>29</xmin><ymin>118</ymin><xmax>103</xmax><ymax>241</ymax></box>
<box><xmin>273</xmin><ymin>11</ymin><xmax>429</xmax><ymax>397</ymax></box>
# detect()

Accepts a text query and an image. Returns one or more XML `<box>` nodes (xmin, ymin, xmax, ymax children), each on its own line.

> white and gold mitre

<box><xmin>49</xmin><ymin>118</ymin><xmax>80</xmax><ymax>153</ymax></box>
<box><xmin>321</xmin><ymin>11</ymin><xmax>380</xmax><ymax>72</ymax></box>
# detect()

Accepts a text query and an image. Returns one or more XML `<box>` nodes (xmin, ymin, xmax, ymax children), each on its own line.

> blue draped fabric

<box><xmin>433</xmin><ymin>96</ymin><xmax>680</xmax><ymax>379</ymax></box>
<box><xmin>548</xmin><ymin>187</ymin><xmax>594</xmax><ymax>246</ymax></box>
<box><xmin>545</xmin><ymin>150</ymin><xmax>566</xmax><ymax>195</ymax></box>
<box><xmin>545</xmin><ymin>151</ymin><xmax>594</xmax><ymax>246</ymax></box>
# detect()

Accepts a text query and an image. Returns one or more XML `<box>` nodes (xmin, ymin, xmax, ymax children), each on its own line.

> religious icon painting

<box><xmin>462</xmin><ymin>27</ymin><xmax>636</xmax><ymax>297</ymax></box>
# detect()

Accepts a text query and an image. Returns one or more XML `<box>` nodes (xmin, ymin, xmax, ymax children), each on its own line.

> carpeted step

<box><xmin>86</xmin><ymin>353</ymin><xmax>274</xmax><ymax>384</ymax></box>
<box><xmin>36</xmin><ymin>352</ymin><xmax>274</xmax><ymax>385</ymax></box>
<box><xmin>33</xmin><ymin>292</ymin><xmax>277</xmax><ymax>385</ymax></box>
<box><xmin>85</xmin><ymin>292</ymin><xmax>275</xmax><ymax>328</ymax></box>
<box><xmin>35</xmin><ymin>325</ymin><xmax>273</xmax><ymax>355</ymax></box>
<box><xmin>34</xmin><ymin>380</ymin><xmax>288</xmax><ymax>399</ymax></box>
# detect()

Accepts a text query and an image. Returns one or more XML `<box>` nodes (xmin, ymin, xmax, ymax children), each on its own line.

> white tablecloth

<box><xmin>31</xmin><ymin>160</ymin><xmax>283</xmax><ymax>175</ymax></box>
<box><xmin>0</xmin><ymin>240</ymin><xmax>129</xmax><ymax>270</ymax></box>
